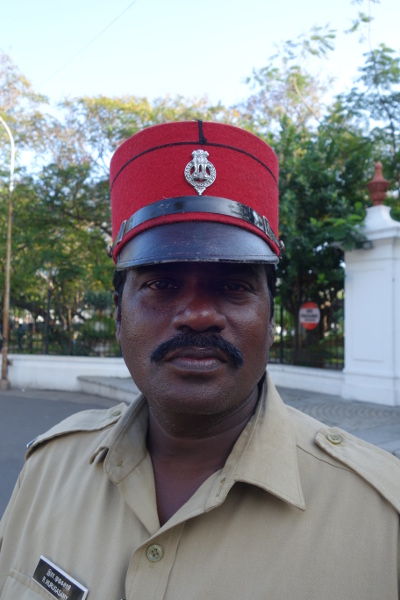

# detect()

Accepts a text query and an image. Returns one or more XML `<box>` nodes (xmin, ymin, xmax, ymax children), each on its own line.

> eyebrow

<box><xmin>133</xmin><ymin>264</ymin><xmax>263</xmax><ymax>279</ymax></box>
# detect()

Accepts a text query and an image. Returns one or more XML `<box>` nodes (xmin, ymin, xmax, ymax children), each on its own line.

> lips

<box><xmin>163</xmin><ymin>346</ymin><xmax>228</xmax><ymax>371</ymax></box>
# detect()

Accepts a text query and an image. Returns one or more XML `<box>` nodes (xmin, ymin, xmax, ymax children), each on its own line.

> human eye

<box><xmin>220</xmin><ymin>281</ymin><xmax>250</xmax><ymax>293</ymax></box>
<box><xmin>147</xmin><ymin>279</ymin><xmax>178</xmax><ymax>290</ymax></box>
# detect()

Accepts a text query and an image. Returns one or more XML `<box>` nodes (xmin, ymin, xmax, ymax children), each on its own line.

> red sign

<box><xmin>299</xmin><ymin>302</ymin><xmax>320</xmax><ymax>331</ymax></box>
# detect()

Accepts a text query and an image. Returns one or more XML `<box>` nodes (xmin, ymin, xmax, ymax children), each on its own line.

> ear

<box><xmin>268</xmin><ymin>318</ymin><xmax>275</xmax><ymax>349</ymax></box>
<box><xmin>114</xmin><ymin>292</ymin><xmax>122</xmax><ymax>344</ymax></box>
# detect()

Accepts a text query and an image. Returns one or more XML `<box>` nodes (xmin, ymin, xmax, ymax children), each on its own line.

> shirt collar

<box><xmin>90</xmin><ymin>394</ymin><xmax>148</xmax><ymax>473</ymax></box>
<box><xmin>231</xmin><ymin>372</ymin><xmax>305</xmax><ymax>510</ymax></box>
<box><xmin>90</xmin><ymin>371</ymin><xmax>305</xmax><ymax>510</ymax></box>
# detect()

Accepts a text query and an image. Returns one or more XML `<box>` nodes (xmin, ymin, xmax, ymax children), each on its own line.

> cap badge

<box><xmin>184</xmin><ymin>149</ymin><xmax>216</xmax><ymax>195</ymax></box>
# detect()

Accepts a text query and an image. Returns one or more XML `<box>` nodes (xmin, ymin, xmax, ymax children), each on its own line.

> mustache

<box><xmin>150</xmin><ymin>332</ymin><xmax>244</xmax><ymax>369</ymax></box>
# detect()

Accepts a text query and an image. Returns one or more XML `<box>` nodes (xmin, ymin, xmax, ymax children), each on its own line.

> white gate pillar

<box><xmin>343</xmin><ymin>163</ymin><xmax>400</xmax><ymax>406</ymax></box>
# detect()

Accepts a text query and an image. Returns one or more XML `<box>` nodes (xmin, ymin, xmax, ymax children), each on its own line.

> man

<box><xmin>0</xmin><ymin>121</ymin><xmax>399</xmax><ymax>599</ymax></box>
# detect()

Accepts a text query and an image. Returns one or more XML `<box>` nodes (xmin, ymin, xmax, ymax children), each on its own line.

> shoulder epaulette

<box><xmin>315</xmin><ymin>426</ymin><xmax>400</xmax><ymax>513</ymax></box>
<box><xmin>25</xmin><ymin>402</ymin><xmax>128</xmax><ymax>459</ymax></box>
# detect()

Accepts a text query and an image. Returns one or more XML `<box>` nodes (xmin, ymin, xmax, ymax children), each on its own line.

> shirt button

<box><xmin>147</xmin><ymin>544</ymin><xmax>163</xmax><ymax>562</ymax></box>
<box><xmin>326</xmin><ymin>433</ymin><xmax>343</xmax><ymax>445</ymax></box>
<box><xmin>112</xmin><ymin>410</ymin><xmax>121</xmax><ymax>417</ymax></box>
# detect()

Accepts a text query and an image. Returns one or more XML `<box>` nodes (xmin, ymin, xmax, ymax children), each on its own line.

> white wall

<box><xmin>268</xmin><ymin>364</ymin><xmax>344</xmax><ymax>396</ymax></box>
<box><xmin>343</xmin><ymin>205</ymin><xmax>400</xmax><ymax>406</ymax></box>
<box><xmin>7</xmin><ymin>354</ymin><xmax>345</xmax><ymax>398</ymax></box>
<box><xmin>7</xmin><ymin>354</ymin><xmax>130</xmax><ymax>391</ymax></box>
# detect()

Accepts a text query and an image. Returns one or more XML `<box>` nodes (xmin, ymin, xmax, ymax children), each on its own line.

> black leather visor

<box><xmin>116</xmin><ymin>222</ymin><xmax>278</xmax><ymax>269</ymax></box>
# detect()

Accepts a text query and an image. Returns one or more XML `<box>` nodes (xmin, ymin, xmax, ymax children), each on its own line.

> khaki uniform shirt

<box><xmin>1</xmin><ymin>373</ymin><xmax>400</xmax><ymax>599</ymax></box>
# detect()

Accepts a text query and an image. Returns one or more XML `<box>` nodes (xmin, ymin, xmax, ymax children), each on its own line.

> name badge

<box><xmin>33</xmin><ymin>556</ymin><xmax>88</xmax><ymax>600</ymax></box>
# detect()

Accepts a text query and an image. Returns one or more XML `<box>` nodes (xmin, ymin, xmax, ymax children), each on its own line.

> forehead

<box><xmin>127</xmin><ymin>262</ymin><xmax>268</xmax><ymax>281</ymax></box>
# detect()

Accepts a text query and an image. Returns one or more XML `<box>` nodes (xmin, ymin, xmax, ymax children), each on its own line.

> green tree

<box><xmin>238</xmin><ymin>30</ymin><xmax>376</xmax><ymax>363</ymax></box>
<box><xmin>241</xmin><ymin>26</ymin><xmax>336</xmax><ymax>136</ymax></box>
<box><xmin>2</xmin><ymin>37</ymin><xmax>399</xmax><ymax>360</ymax></box>
<box><xmin>342</xmin><ymin>43</ymin><xmax>400</xmax><ymax>219</ymax></box>
<box><xmin>0</xmin><ymin>52</ymin><xmax>50</xmax><ymax>166</ymax></box>
<box><xmin>57</xmin><ymin>94</ymin><xmax>238</xmax><ymax>176</ymax></box>
<box><xmin>1</xmin><ymin>75</ymin><xmax>240</xmax><ymax>354</ymax></box>
<box><xmin>276</xmin><ymin>109</ymin><xmax>373</xmax><ymax>359</ymax></box>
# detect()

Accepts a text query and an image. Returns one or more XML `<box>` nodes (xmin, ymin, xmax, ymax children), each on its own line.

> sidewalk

<box><xmin>1</xmin><ymin>382</ymin><xmax>400</xmax><ymax>516</ymax></box>
<box><xmin>279</xmin><ymin>386</ymin><xmax>400</xmax><ymax>456</ymax></box>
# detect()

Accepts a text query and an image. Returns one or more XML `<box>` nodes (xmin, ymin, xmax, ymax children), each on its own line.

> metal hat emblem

<box><xmin>184</xmin><ymin>149</ymin><xmax>216</xmax><ymax>195</ymax></box>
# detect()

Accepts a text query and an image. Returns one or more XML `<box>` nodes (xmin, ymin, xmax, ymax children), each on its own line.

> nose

<box><xmin>172</xmin><ymin>289</ymin><xmax>227</xmax><ymax>333</ymax></box>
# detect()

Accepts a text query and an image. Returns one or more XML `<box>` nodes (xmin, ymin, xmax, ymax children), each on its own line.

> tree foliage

<box><xmin>0</xmin><ymin>53</ymin><xmax>49</xmax><ymax>166</ymax></box>
<box><xmin>343</xmin><ymin>44</ymin><xmax>400</xmax><ymax>217</ymax></box>
<box><xmin>242</xmin><ymin>26</ymin><xmax>336</xmax><ymax>134</ymax></box>
<box><xmin>0</xmin><ymin>32</ymin><xmax>399</xmax><ymax>357</ymax></box>
<box><xmin>236</xmin><ymin>28</ymin><xmax>400</xmax><ymax>359</ymax></box>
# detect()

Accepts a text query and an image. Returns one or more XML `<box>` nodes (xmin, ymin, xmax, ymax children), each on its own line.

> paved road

<box><xmin>0</xmin><ymin>389</ymin><xmax>114</xmax><ymax>517</ymax></box>
<box><xmin>1</xmin><ymin>385</ymin><xmax>400</xmax><ymax>517</ymax></box>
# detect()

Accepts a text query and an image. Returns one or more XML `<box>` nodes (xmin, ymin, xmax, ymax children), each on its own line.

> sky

<box><xmin>1</xmin><ymin>0</ymin><xmax>399</xmax><ymax>108</ymax></box>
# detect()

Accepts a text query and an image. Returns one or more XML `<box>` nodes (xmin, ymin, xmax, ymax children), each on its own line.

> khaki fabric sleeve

<box><xmin>0</xmin><ymin>470</ymin><xmax>23</xmax><ymax>548</ymax></box>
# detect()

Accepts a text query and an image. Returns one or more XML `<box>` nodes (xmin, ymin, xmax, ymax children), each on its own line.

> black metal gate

<box><xmin>2</xmin><ymin>292</ymin><xmax>121</xmax><ymax>357</ymax></box>
<box><xmin>269</xmin><ymin>296</ymin><xmax>344</xmax><ymax>370</ymax></box>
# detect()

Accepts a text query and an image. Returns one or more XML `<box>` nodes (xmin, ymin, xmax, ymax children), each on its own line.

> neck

<box><xmin>146</xmin><ymin>387</ymin><xmax>260</xmax><ymax>525</ymax></box>
<box><xmin>147</xmin><ymin>384</ymin><xmax>260</xmax><ymax>463</ymax></box>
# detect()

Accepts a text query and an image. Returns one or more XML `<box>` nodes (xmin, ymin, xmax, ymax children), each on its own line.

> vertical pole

<box><xmin>45</xmin><ymin>288</ymin><xmax>51</xmax><ymax>355</ymax></box>
<box><xmin>1</xmin><ymin>185</ymin><xmax>12</xmax><ymax>378</ymax></box>
<box><xmin>0</xmin><ymin>116</ymin><xmax>15</xmax><ymax>390</ymax></box>
<box><xmin>280</xmin><ymin>301</ymin><xmax>284</xmax><ymax>364</ymax></box>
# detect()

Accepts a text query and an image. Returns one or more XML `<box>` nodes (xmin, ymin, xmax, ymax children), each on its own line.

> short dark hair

<box><xmin>265</xmin><ymin>264</ymin><xmax>276</xmax><ymax>319</ymax></box>
<box><xmin>113</xmin><ymin>269</ymin><xmax>127</xmax><ymax>309</ymax></box>
<box><xmin>113</xmin><ymin>264</ymin><xmax>276</xmax><ymax>319</ymax></box>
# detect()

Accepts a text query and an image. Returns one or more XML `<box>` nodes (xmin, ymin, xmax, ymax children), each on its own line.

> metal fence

<box><xmin>2</xmin><ymin>293</ymin><xmax>344</xmax><ymax>370</ymax></box>
<box><xmin>2</xmin><ymin>292</ymin><xmax>121</xmax><ymax>357</ymax></box>
<box><xmin>269</xmin><ymin>298</ymin><xmax>344</xmax><ymax>370</ymax></box>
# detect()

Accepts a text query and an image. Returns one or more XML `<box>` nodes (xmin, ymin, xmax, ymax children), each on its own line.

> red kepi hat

<box><xmin>108</xmin><ymin>120</ymin><xmax>281</xmax><ymax>268</ymax></box>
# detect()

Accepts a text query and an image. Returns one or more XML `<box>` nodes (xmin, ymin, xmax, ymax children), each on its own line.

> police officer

<box><xmin>1</xmin><ymin>121</ymin><xmax>399</xmax><ymax>599</ymax></box>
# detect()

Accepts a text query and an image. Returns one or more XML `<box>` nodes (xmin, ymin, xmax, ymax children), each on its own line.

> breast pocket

<box><xmin>1</xmin><ymin>569</ymin><xmax>53</xmax><ymax>599</ymax></box>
